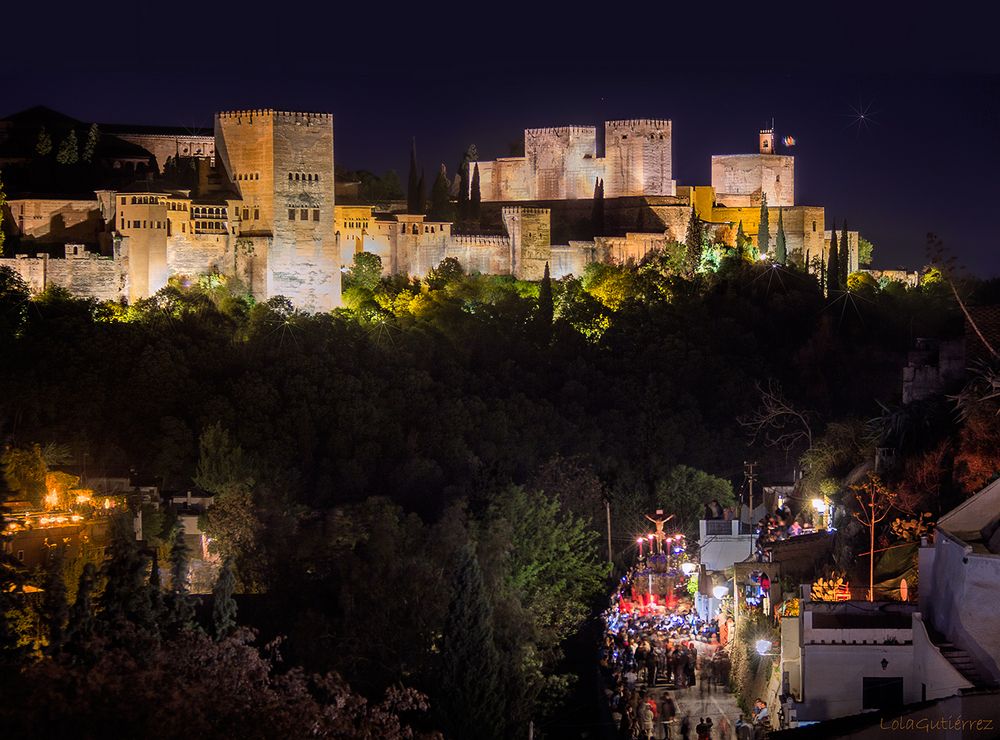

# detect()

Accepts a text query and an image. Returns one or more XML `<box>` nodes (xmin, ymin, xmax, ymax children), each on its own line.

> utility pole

<box><xmin>605</xmin><ymin>498</ymin><xmax>613</xmax><ymax>566</ymax></box>
<box><xmin>744</xmin><ymin>461</ymin><xmax>758</xmax><ymax>556</ymax></box>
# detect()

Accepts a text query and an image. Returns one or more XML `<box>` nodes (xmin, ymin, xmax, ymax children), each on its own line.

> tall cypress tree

<box><xmin>81</xmin><ymin>123</ymin><xmax>100</xmax><ymax>164</ymax></box>
<box><xmin>457</xmin><ymin>159</ymin><xmax>470</xmax><ymax>223</ymax></box>
<box><xmin>407</xmin><ymin>138</ymin><xmax>419</xmax><ymax>214</ymax></box>
<box><xmin>840</xmin><ymin>219</ymin><xmax>850</xmax><ymax>284</ymax></box>
<box><xmin>437</xmin><ymin>545</ymin><xmax>504</xmax><ymax>740</ymax></box>
<box><xmin>0</xmin><ymin>169</ymin><xmax>6</xmax><ymax>257</ymax></box>
<box><xmin>100</xmin><ymin>516</ymin><xmax>155</xmax><ymax>633</ymax></box>
<box><xmin>684</xmin><ymin>208</ymin><xmax>704</xmax><ymax>276</ymax></box>
<box><xmin>35</xmin><ymin>126</ymin><xmax>52</xmax><ymax>156</ymax></box>
<box><xmin>65</xmin><ymin>562</ymin><xmax>96</xmax><ymax>650</ymax></box>
<box><xmin>758</xmin><ymin>192</ymin><xmax>770</xmax><ymax>257</ymax></box>
<box><xmin>591</xmin><ymin>178</ymin><xmax>605</xmax><ymax>237</ymax></box>
<box><xmin>416</xmin><ymin>170</ymin><xmax>426</xmax><ymax>215</ymax></box>
<box><xmin>429</xmin><ymin>165</ymin><xmax>451</xmax><ymax>221</ymax></box>
<box><xmin>775</xmin><ymin>207</ymin><xmax>787</xmax><ymax>264</ymax></box>
<box><xmin>827</xmin><ymin>224</ymin><xmax>840</xmax><ymax>293</ymax></box>
<box><xmin>536</xmin><ymin>261</ymin><xmax>553</xmax><ymax>329</ymax></box>
<box><xmin>41</xmin><ymin>546</ymin><xmax>69</xmax><ymax>654</ymax></box>
<box><xmin>470</xmin><ymin>163</ymin><xmax>481</xmax><ymax>223</ymax></box>
<box><xmin>735</xmin><ymin>220</ymin><xmax>749</xmax><ymax>260</ymax></box>
<box><xmin>212</xmin><ymin>558</ymin><xmax>238</xmax><ymax>640</ymax></box>
<box><xmin>56</xmin><ymin>129</ymin><xmax>79</xmax><ymax>165</ymax></box>
<box><xmin>168</xmin><ymin>521</ymin><xmax>195</xmax><ymax>631</ymax></box>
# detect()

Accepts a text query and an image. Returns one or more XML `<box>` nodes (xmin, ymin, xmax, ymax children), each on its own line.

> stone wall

<box><xmin>166</xmin><ymin>232</ymin><xmax>233</xmax><ymax>281</ymax></box>
<box><xmin>447</xmin><ymin>235</ymin><xmax>511</xmax><ymax>276</ymax></box>
<box><xmin>111</xmin><ymin>133</ymin><xmax>216</xmax><ymax>172</ymax></box>
<box><xmin>4</xmin><ymin>197</ymin><xmax>105</xmax><ymax>245</ymax></box>
<box><xmin>0</xmin><ymin>250</ymin><xmax>128</xmax><ymax>301</ymax></box>
<box><xmin>598</xmin><ymin>232</ymin><xmax>671</xmax><ymax>264</ymax></box>
<box><xmin>711</xmin><ymin>154</ymin><xmax>795</xmax><ymax>207</ymax></box>
<box><xmin>475</xmin><ymin>120</ymin><xmax>674</xmax><ymax>202</ymax></box>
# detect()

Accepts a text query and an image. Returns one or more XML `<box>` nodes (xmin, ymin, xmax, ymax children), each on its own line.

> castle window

<box><xmin>294</xmin><ymin>173</ymin><xmax>300</xmax><ymax>181</ymax></box>
<box><xmin>289</xmin><ymin>173</ymin><xmax>293</xmax><ymax>181</ymax></box>
<box><xmin>300</xmin><ymin>209</ymin><xmax>308</xmax><ymax>221</ymax></box>
<box><xmin>312</xmin><ymin>209</ymin><xmax>319</xmax><ymax>222</ymax></box>
<box><xmin>289</xmin><ymin>209</ymin><xmax>296</xmax><ymax>220</ymax></box>
<box><xmin>401</xmin><ymin>224</ymin><xmax>406</xmax><ymax>233</ymax></box>
<box><xmin>812</xmin><ymin>221</ymin><xmax>816</xmax><ymax>232</ymax></box>
<box><xmin>315</xmin><ymin>174</ymin><xmax>320</xmax><ymax>181</ymax></box>
<box><xmin>182</xmin><ymin>224</ymin><xmax>186</xmax><ymax>233</ymax></box>
<box><xmin>254</xmin><ymin>208</ymin><xmax>259</xmax><ymax>220</ymax></box>
<box><xmin>243</xmin><ymin>208</ymin><xmax>249</xmax><ymax>220</ymax></box>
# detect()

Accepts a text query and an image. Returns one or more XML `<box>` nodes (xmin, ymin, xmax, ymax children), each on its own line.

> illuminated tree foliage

<box><xmin>35</xmin><ymin>126</ymin><xmax>52</xmax><ymax>156</ymax></box>
<box><xmin>56</xmin><ymin>129</ymin><xmax>79</xmax><ymax>165</ymax></box>
<box><xmin>758</xmin><ymin>192</ymin><xmax>770</xmax><ymax>256</ymax></box>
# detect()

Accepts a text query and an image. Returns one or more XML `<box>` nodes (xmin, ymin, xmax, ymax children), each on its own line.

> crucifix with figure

<box><xmin>645</xmin><ymin>509</ymin><xmax>674</xmax><ymax>554</ymax></box>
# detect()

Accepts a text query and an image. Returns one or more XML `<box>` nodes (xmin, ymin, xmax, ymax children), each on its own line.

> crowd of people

<box><xmin>601</xmin><ymin>572</ymin><xmax>734</xmax><ymax>738</ymax></box>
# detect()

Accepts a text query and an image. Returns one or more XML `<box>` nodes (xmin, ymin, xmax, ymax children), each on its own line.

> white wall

<box><xmin>911</xmin><ymin>612</ymin><xmax>973</xmax><ymax>701</ymax></box>
<box><xmin>798</xmin><ymin>644</ymin><xmax>915</xmax><ymax>721</ymax></box>
<box><xmin>924</xmin><ymin>530</ymin><xmax>1000</xmax><ymax>680</ymax></box>
<box><xmin>699</xmin><ymin>520</ymin><xmax>755</xmax><ymax>571</ymax></box>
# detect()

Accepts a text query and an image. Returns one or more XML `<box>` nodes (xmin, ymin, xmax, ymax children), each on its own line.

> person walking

<box><xmin>680</xmin><ymin>713</ymin><xmax>691</xmax><ymax>740</ymax></box>
<box><xmin>639</xmin><ymin>699</ymin><xmax>655</xmax><ymax>740</ymax></box>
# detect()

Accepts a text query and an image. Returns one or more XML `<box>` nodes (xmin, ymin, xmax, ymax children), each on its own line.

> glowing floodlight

<box><xmin>681</xmin><ymin>562</ymin><xmax>697</xmax><ymax>576</ymax></box>
<box><xmin>755</xmin><ymin>639</ymin><xmax>773</xmax><ymax>655</ymax></box>
<box><xmin>713</xmin><ymin>585</ymin><xmax>729</xmax><ymax>600</ymax></box>
<box><xmin>812</xmin><ymin>498</ymin><xmax>826</xmax><ymax>512</ymax></box>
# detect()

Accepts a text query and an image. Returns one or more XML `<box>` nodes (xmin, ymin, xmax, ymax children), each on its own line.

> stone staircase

<box><xmin>935</xmin><ymin>640</ymin><xmax>999</xmax><ymax>689</ymax></box>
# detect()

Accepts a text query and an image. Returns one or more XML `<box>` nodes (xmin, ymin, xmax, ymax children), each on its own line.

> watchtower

<box><xmin>759</xmin><ymin>126</ymin><xmax>775</xmax><ymax>155</ymax></box>
<box><xmin>215</xmin><ymin>109</ymin><xmax>340</xmax><ymax>311</ymax></box>
<box><xmin>604</xmin><ymin>119</ymin><xmax>675</xmax><ymax>198</ymax></box>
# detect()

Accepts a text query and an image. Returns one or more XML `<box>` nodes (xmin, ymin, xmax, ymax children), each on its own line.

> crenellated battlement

<box><xmin>525</xmin><ymin>126</ymin><xmax>596</xmax><ymax>136</ymax></box>
<box><xmin>452</xmin><ymin>234</ymin><xmax>510</xmax><ymax>247</ymax></box>
<box><xmin>605</xmin><ymin>119</ymin><xmax>672</xmax><ymax>129</ymax></box>
<box><xmin>501</xmin><ymin>206</ymin><xmax>551</xmax><ymax>217</ymax></box>
<box><xmin>216</xmin><ymin>110</ymin><xmax>333</xmax><ymax>123</ymax></box>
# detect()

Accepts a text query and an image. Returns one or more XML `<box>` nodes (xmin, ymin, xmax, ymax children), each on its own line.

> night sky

<box><xmin>2</xmin><ymin>10</ymin><xmax>997</xmax><ymax>275</ymax></box>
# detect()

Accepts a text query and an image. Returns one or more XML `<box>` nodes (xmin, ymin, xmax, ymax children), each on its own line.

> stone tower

<box><xmin>502</xmin><ymin>207</ymin><xmax>551</xmax><ymax>280</ymax></box>
<box><xmin>759</xmin><ymin>127</ymin><xmax>775</xmax><ymax>154</ymax></box>
<box><xmin>524</xmin><ymin>126</ymin><xmax>599</xmax><ymax>200</ymax></box>
<box><xmin>215</xmin><ymin>109</ymin><xmax>340</xmax><ymax>311</ymax></box>
<box><xmin>603</xmin><ymin>119</ymin><xmax>675</xmax><ymax>198</ymax></box>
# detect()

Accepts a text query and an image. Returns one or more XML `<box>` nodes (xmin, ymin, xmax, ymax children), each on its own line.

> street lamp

<box><xmin>713</xmin><ymin>585</ymin><xmax>730</xmax><ymax>600</ymax></box>
<box><xmin>681</xmin><ymin>562</ymin><xmax>697</xmax><ymax>576</ymax></box>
